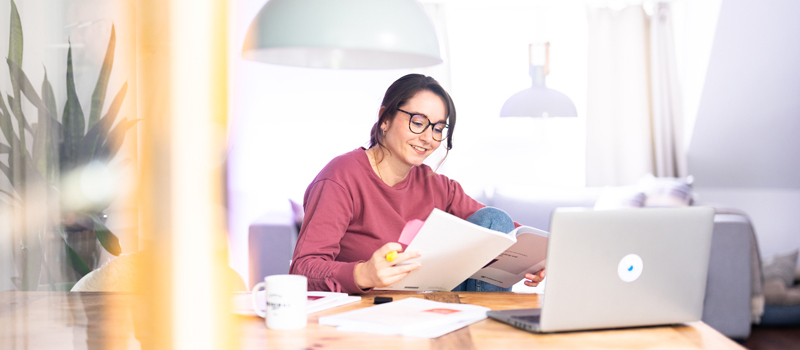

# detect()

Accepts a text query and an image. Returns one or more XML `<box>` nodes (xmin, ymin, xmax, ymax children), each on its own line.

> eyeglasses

<box><xmin>397</xmin><ymin>109</ymin><xmax>450</xmax><ymax>142</ymax></box>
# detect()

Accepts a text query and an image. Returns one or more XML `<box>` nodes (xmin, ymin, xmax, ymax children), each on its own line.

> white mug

<box><xmin>251</xmin><ymin>274</ymin><xmax>307</xmax><ymax>330</ymax></box>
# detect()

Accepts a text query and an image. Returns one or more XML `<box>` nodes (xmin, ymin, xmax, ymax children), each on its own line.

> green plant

<box><xmin>0</xmin><ymin>0</ymin><xmax>136</xmax><ymax>289</ymax></box>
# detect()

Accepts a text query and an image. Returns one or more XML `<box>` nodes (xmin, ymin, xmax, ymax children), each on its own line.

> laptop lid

<box><xmin>535</xmin><ymin>206</ymin><xmax>715</xmax><ymax>333</ymax></box>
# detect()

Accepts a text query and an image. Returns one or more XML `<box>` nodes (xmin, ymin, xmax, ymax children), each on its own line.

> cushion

<box><xmin>796</xmin><ymin>266</ymin><xmax>800</xmax><ymax>284</ymax></box>
<box><xmin>289</xmin><ymin>198</ymin><xmax>304</xmax><ymax>233</ymax></box>
<box><xmin>593</xmin><ymin>186</ymin><xmax>645</xmax><ymax>210</ymax></box>
<box><xmin>763</xmin><ymin>249</ymin><xmax>799</xmax><ymax>288</ymax></box>
<box><xmin>764</xmin><ymin>278</ymin><xmax>800</xmax><ymax>306</ymax></box>
<box><xmin>636</xmin><ymin>174</ymin><xmax>694</xmax><ymax>207</ymax></box>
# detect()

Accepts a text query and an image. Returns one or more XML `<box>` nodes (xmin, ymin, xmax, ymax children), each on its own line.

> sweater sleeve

<box><xmin>289</xmin><ymin>179</ymin><xmax>369</xmax><ymax>294</ymax></box>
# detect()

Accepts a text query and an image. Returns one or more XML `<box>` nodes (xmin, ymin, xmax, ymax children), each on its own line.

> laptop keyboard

<box><xmin>511</xmin><ymin>315</ymin><xmax>541</xmax><ymax>323</ymax></box>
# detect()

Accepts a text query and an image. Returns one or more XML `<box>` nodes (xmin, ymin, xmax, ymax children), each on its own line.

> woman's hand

<box><xmin>524</xmin><ymin>269</ymin><xmax>546</xmax><ymax>287</ymax></box>
<box><xmin>354</xmin><ymin>243</ymin><xmax>421</xmax><ymax>289</ymax></box>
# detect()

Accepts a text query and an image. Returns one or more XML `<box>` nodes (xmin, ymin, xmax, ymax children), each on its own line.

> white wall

<box><xmin>689</xmin><ymin>0</ymin><xmax>800</xmax><ymax>262</ymax></box>
<box><xmin>671</xmin><ymin>0</ymin><xmax>723</xmax><ymax>148</ymax></box>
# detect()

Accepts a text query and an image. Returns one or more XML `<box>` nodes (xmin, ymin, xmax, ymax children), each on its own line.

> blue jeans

<box><xmin>451</xmin><ymin>207</ymin><xmax>515</xmax><ymax>292</ymax></box>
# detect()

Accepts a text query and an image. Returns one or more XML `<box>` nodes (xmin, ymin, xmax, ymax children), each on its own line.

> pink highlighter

<box><xmin>385</xmin><ymin>219</ymin><xmax>424</xmax><ymax>261</ymax></box>
<box><xmin>398</xmin><ymin>219</ymin><xmax>424</xmax><ymax>245</ymax></box>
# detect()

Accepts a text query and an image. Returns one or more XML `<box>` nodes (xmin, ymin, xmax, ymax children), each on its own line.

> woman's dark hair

<box><xmin>369</xmin><ymin>74</ymin><xmax>456</xmax><ymax>165</ymax></box>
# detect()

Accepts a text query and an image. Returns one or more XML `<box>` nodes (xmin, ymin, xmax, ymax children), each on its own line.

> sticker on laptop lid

<box><xmin>618</xmin><ymin>254</ymin><xmax>644</xmax><ymax>282</ymax></box>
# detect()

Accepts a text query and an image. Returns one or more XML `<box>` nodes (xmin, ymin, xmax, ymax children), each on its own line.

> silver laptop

<box><xmin>487</xmin><ymin>207</ymin><xmax>715</xmax><ymax>333</ymax></box>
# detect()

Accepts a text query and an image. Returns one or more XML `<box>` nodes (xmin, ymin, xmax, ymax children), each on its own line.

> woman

<box><xmin>289</xmin><ymin>74</ymin><xmax>545</xmax><ymax>293</ymax></box>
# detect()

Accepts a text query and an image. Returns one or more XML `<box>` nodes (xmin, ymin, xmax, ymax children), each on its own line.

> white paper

<box><xmin>378</xmin><ymin>209</ymin><xmax>517</xmax><ymax>291</ymax></box>
<box><xmin>307</xmin><ymin>295</ymin><xmax>362</xmax><ymax>314</ymax></box>
<box><xmin>318</xmin><ymin>297</ymin><xmax>489</xmax><ymax>338</ymax></box>
<box><xmin>469</xmin><ymin>226</ymin><xmax>549</xmax><ymax>288</ymax></box>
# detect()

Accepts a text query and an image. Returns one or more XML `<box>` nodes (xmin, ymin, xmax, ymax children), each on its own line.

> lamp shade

<box><xmin>500</xmin><ymin>65</ymin><xmax>578</xmax><ymax>118</ymax></box>
<box><xmin>242</xmin><ymin>0</ymin><xmax>443</xmax><ymax>69</ymax></box>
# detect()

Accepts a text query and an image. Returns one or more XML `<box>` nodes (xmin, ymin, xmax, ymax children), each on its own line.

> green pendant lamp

<box><xmin>242</xmin><ymin>0</ymin><xmax>442</xmax><ymax>69</ymax></box>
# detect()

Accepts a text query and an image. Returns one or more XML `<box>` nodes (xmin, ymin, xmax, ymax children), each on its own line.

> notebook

<box><xmin>487</xmin><ymin>207</ymin><xmax>715</xmax><ymax>333</ymax></box>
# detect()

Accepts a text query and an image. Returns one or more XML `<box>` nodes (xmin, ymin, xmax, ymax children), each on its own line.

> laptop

<box><xmin>487</xmin><ymin>206</ymin><xmax>715</xmax><ymax>333</ymax></box>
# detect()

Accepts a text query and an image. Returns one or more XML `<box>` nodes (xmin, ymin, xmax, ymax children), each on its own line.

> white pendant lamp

<box><xmin>500</xmin><ymin>43</ymin><xmax>577</xmax><ymax>117</ymax></box>
<box><xmin>242</xmin><ymin>0</ymin><xmax>443</xmax><ymax>69</ymax></box>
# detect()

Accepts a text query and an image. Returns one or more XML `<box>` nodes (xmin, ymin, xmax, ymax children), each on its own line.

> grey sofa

<box><xmin>248</xmin><ymin>186</ymin><xmax>758</xmax><ymax>339</ymax></box>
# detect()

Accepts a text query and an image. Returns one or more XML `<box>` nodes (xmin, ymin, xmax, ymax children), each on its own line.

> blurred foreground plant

<box><xmin>0</xmin><ymin>0</ymin><xmax>136</xmax><ymax>290</ymax></box>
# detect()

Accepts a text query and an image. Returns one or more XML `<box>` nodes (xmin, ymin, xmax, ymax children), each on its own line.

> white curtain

<box><xmin>586</xmin><ymin>6</ymin><xmax>653</xmax><ymax>186</ymax></box>
<box><xmin>650</xmin><ymin>2</ymin><xmax>687</xmax><ymax>178</ymax></box>
<box><xmin>585</xmin><ymin>3</ymin><xmax>686</xmax><ymax>186</ymax></box>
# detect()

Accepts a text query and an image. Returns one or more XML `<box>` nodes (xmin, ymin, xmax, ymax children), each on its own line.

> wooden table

<box><xmin>1</xmin><ymin>291</ymin><xmax>745</xmax><ymax>350</ymax></box>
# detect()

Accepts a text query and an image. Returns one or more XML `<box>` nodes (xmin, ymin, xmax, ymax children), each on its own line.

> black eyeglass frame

<box><xmin>397</xmin><ymin>108</ymin><xmax>450</xmax><ymax>142</ymax></box>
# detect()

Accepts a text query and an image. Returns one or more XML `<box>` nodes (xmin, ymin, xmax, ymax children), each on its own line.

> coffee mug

<box><xmin>251</xmin><ymin>274</ymin><xmax>307</xmax><ymax>330</ymax></box>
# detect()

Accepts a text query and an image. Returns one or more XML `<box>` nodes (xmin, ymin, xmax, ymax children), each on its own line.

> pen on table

<box><xmin>385</xmin><ymin>250</ymin><xmax>398</xmax><ymax>262</ymax></box>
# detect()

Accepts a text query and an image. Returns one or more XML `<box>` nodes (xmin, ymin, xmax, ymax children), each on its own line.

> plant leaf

<box><xmin>41</xmin><ymin>67</ymin><xmax>57</xmax><ymax>120</ymax></box>
<box><xmin>0</xmin><ymin>188</ymin><xmax>18</xmax><ymax>199</ymax></box>
<box><xmin>0</xmin><ymin>97</ymin><xmax>26</xmax><ymax>192</ymax></box>
<box><xmin>88</xmin><ymin>25</ymin><xmax>115</xmax><ymax>131</ymax></box>
<box><xmin>0</xmin><ymin>95</ymin><xmax>30</xmax><ymax>147</ymax></box>
<box><xmin>0</xmin><ymin>104</ymin><xmax>18</xmax><ymax>190</ymax></box>
<box><xmin>6</xmin><ymin>95</ymin><xmax>32</xmax><ymax>192</ymax></box>
<box><xmin>41</xmin><ymin>69</ymin><xmax>62</xmax><ymax>150</ymax></box>
<box><xmin>32</xmin><ymin>118</ymin><xmax>47</xmax><ymax>175</ymax></box>
<box><xmin>0</xmin><ymin>142</ymin><xmax>9</xmax><ymax>154</ymax></box>
<box><xmin>40</xmin><ymin>69</ymin><xmax>63</xmax><ymax>133</ymax></box>
<box><xmin>65</xmin><ymin>241</ymin><xmax>91</xmax><ymax>277</ymax></box>
<box><xmin>7</xmin><ymin>95</ymin><xmax>29</xmax><ymax>162</ymax></box>
<box><xmin>98</xmin><ymin>118</ymin><xmax>138</xmax><ymax>160</ymax></box>
<box><xmin>3</xmin><ymin>96</ymin><xmax>45</xmax><ymax>192</ymax></box>
<box><xmin>80</xmin><ymin>82</ymin><xmax>126</xmax><ymax>164</ymax></box>
<box><xmin>6</xmin><ymin>59</ymin><xmax>52</xmax><ymax>176</ymax></box>
<box><xmin>0</xmin><ymin>188</ymin><xmax>22</xmax><ymax>205</ymax></box>
<box><xmin>56</xmin><ymin>226</ymin><xmax>92</xmax><ymax>277</ymax></box>
<box><xmin>90</xmin><ymin>215</ymin><xmax>121</xmax><ymax>256</ymax></box>
<box><xmin>8</xmin><ymin>0</ymin><xmax>23</xmax><ymax>66</ymax></box>
<box><xmin>6</xmin><ymin>95</ymin><xmax>31</xmax><ymax>135</ymax></box>
<box><xmin>102</xmin><ymin>81</ymin><xmax>127</xmax><ymax>129</ymax></box>
<box><xmin>61</xmin><ymin>42</ymin><xmax>85</xmax><ymax>172</ymax></box>
<box><xmin>0</xmin><ymin>95</ymin><xmax>16</xmax><ymax>145</ymax></box>
<box><xmin>0</xmin><ymin>160</ymin><xmax>11</xmax><ymax>183</ymax></box>
<box><xmin>34</xmin><ymin>70</ymin><xmax>55</xmax><ymax>180</ymax></box>
<box><xmin>7</xmin><ymin>58</ymin><xmax>50</xmax><ymax>119</ymax></box>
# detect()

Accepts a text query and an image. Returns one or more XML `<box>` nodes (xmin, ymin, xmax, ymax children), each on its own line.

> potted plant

<box><xmin>0</xmin><ymin>0</ymin><xmax>136</xmax><ymax>290</ymax></box>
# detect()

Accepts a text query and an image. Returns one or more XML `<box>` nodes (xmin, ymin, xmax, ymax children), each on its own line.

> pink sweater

<box><xmin>289</xmin><ymin>148</ymin><xmax>484</xmax><ymax>294</ymax></box>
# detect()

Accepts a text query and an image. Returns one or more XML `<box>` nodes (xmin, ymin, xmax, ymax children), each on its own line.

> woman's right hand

<box><xmin>354</xmin><ymin>242</ymin><xmax>421</xmax><ymax>289</ymax></box>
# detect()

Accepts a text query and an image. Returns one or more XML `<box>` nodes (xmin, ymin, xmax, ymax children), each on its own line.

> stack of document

<box><xmin>306</xmin><ymin>292</ymin><xmax>362</xmax><ymax>314</ymax></box>
<box><xmin>232</xmin><ymin>291</ymin><xmax>361</xmax><ymax>316</ymax></box>
<box><xmin>318</xmin><ymin>297</ymin><xmax>489</xmax><ymax>338</ymax></box>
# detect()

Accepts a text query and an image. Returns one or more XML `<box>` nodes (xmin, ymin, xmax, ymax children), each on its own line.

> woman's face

<box><xmin>381</xmin><ymin>89</ymin><xmax>446</xmax><ymax>168</ymax></box>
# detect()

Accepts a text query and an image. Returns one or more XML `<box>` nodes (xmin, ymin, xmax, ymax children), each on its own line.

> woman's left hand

<box><xmin>524</xmin><ymin>269</ymin><xmax>546</xmax><ymax>287</ymax></box>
